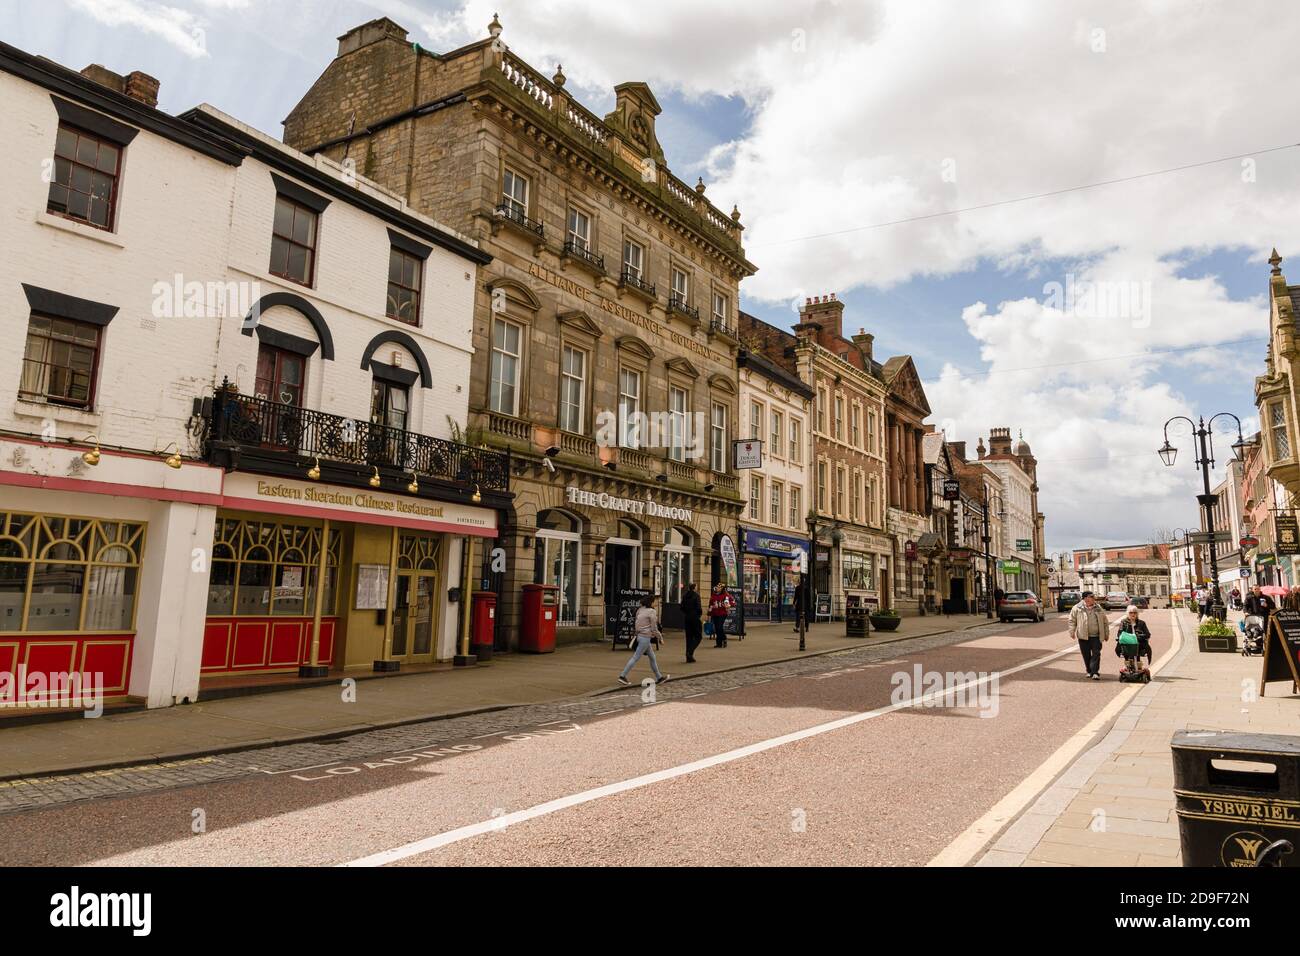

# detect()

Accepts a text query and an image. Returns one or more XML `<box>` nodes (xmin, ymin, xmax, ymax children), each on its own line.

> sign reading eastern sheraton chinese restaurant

<box><xmin>221</xmin><ymin>474</ymin><xmax>497</xmax><ymax>536</ymax></box>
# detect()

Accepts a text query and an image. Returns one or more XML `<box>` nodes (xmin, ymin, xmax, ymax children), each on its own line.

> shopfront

<box><xmin>201</xmin><ymin>474</ymin><xmax>497</xmax><ymax>678</ymax></box>
<box><xmin>741</xmin><ymin>529</ymin><xmax>808</xmax><ymax>623</ymax></box>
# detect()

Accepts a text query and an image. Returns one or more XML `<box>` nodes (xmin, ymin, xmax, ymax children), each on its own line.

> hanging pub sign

<box><xmin>733</xmin><ymin>439</ymin><xmax>763</xmax><ymax>470</ymax></box>
<box><xmin>1240</xmin><ymin>535</ymin><xmax>1260</xmax><ymax>549</ymax></box>
<box><xmin>1275</xmin><ymin>513</ymin><xmax>1300</xmax><ymax>556</ymax></box>
<box><xmin>943</xmin><ymin>478</ymin><xmax>961</xmax><ymax>501</ymax></box>
<box><xmin>1261</xmin><ymin>608</ymin><xmax>1300</xmax><ymax>693</ymax></box>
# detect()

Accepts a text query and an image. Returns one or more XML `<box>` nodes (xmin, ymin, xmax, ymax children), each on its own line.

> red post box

<box><xmin>471</xmin><ymin>591</ymin><xmax>497</xmax><ymax>661</ymax></box>
<box><xmin>520</xmin><ymin>583</ymin><xmax>559</xmax><ymax>653</ymax></box>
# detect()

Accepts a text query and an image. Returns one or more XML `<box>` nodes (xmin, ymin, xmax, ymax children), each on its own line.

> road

<box><xmin>0</xmin><ymin>610</ymin><xmax>1173</xmax><ymax>866</ymax></box>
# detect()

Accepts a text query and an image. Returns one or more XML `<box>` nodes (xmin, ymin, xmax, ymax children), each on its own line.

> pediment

<box><xmin>557</xmin><ymin>310</ymin><xmax>604</xmax><ymax>339</ymax></box>
<box><xmin>665</xmin><ymin>356</ymin><xmax>700</xmax><ymax>379</ymax></box>
<box><xmin>615</xmin><ymin>334</ymin><xmax>655</xmax><ymax>361</ymax></box>
<box><xmin>886</xmin><ymin>355</ymin><xmax>931</xmax><ymax>416</ymax></box>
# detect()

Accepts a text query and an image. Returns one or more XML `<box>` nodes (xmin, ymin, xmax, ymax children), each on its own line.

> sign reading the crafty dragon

<box><xmin>527</xmin><ymin>262</ymin><xmax>730</xmax><ymax>367</ymax></box>
<box><xmin>565</xmin><ymin>486</ymin><xmax>693</xmax><ymax>522</ymax></box>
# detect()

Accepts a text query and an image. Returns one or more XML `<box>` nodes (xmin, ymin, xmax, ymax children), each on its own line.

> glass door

<box><xmin>391</xmin><ymin>570</ymin><xmax>437</xmax><ymax>660</ymax></box>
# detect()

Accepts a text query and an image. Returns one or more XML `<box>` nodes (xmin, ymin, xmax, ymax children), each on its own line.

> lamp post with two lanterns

<box><xmin>1157</xmin><ymin>414</ymin><xmax>1254</xmax><ymax>617</ymax></box>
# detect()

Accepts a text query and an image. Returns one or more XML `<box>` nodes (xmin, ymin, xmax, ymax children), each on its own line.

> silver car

<box><xmin>1104</xmin><ymin>592</ymin><xmax>1130</xmax><ymax>610</ymax></box>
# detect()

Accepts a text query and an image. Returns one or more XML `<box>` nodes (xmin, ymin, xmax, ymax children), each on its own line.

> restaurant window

<box><xmin>669</xmin><ymin>386</ymin><xmax>690</xmax><ymax>462</ymax></box>
<box><xmin>750</xmin><ymin>475</ymin><xmax>763</xmax><ymax>521</ymax></box>
<box><xmin>206</xmin><ymin>517</ymin><xmax>341</xmax><ymax>618</ymax></box>
<box><xmin>269</xmin><ymin>195</ymin><xmax>317</xmax><ymax>286</ymax></box>
<box><xmin>0</xmin><ymin>512</ymin><xmax>144</xmax><ymax>633</ymax></box>
<box><xmin>710</xmin><ymin>402</ymin><xmax>727</xmax><ymax>473</ymax></box>
<box><xmin>842</xmin><ymin>551</ymin><xmax>875</xmax><ymax>591</ymax></box>
<box><xmin>19</xmin><ymin>315</ymin><xmax>100</xmax><ymax>409</ymax></box>
<box><xmin>489</xmin><ymin>318</ymin><xmax>522</xmax><ymax>416</ymax></box>
<box><xmin>502</xmin><ymin>167</ymin><xmax>528</xmax><ymax>219</ymax></box>
<box><xmin>386</xmin><ymin>246</ymin><xmax>422</xmax><ymax>325</ymax></box>
<box><xmin>618</xmin><ymin>367</ymin><xmax>642</xmax><ymax>448</ymax></box>
<box><xmin>662</xmin><ymin>527</ymin><xmax>693</xmax><ymax>607</ymax></box>
<box><xmin>567</xmin><ymin>206</ymin><xmax>591</xmax><ymax>252</ymax></box>
<box><xmin>535</xmin><ymin>510</ymin><xmax>581</xmax><ymax>626</ymax></box>
<box><xmin>47</xmin><ymin>124</ymin><xmax>120</xmax><ymax>230</ymax></box>
<box><xmin>560</xmin><ymin>345</ymin><xmax>586</xmax><ymax>434</ymax></box>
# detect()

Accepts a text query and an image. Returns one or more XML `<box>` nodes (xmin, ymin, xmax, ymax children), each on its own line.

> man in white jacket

<box><xmin>1068</xmin><ymin>591</ymin><xmax>1110</xmax><ymax>680</ymax></box>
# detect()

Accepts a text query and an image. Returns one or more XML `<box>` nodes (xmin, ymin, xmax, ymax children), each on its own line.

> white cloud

<box><xmin>67</xmin><ymin>0</ymin><xmax>210</xmax><ymax>58</ymax></box>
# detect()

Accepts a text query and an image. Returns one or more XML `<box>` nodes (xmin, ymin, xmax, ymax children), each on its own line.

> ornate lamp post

<box><xmin>1158</xmin><ymin>415</ymin><xmax>1253</xmax><ymax>617</ymax></box>
<box><xmin>981</xmin><ymin>487</ymin><xmax>1007</xmax><ymax>620</ymax></box>
<box><xmin>1169</xmin><ymin>527</ymin><xmax>1197</xmax><ymax>606</ymax></box>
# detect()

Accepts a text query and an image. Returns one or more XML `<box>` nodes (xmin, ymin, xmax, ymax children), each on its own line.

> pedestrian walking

<box><xmin>708</xmin><ymin>581</ymin><xmax>734</xmax><ymax>648</ymax></box>
<box><xmin>1067</xmin><ymin>590</ymin><xmax>1110</xmax><ymax>680</ymax></box>
<box><xmin>1117</xmin><ymin>604</ymin><xmax>1153</xmax><ymax>667</ymax></box>
<box><xmin>680</xmin><ymin>581</ymin><xmax>703</xmax><ymax>663</ymax></box>
<box><xmin>1230</xmin><ymin>586</ymin><xmax>1241</xmax><ymax>610</ymax></box>
<box><xmin>792</xmin><ymin>575</ymin><xmax>807</xmax><ymax>633</ymax></box>
<box><xmin>1194</xmin><ymin>585</ymin><xmax>1208</xmax><ymax>621</ymax></box>
<box><xmin>618</xmin><ymin>594</ymin><xmax>669</xmax><ymax>686</ymax></box>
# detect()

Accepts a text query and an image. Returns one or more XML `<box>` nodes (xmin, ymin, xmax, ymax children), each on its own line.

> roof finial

<box><xmin>731</xmin><ymin>203</ymin><xmax>740</xmax><ymax>222</ymax></box>
<box><xmin>695</xmin><ymin>177</ymin><xmax>706</xmax><ymax>195</ymax></box>
<box><xmin>1270</xmin><ymin>247</ymin><xmax>1283</xmax><ymax>276</ymax></box>
<box><xmin>488</xmin><ymin>12</ymin><xmax>503</xmax><ymax>39</ymax></box>
<box><xmin>552</xmin><ymin>63</ymin><xmax>566</xmax><ymax>87</ymax></box>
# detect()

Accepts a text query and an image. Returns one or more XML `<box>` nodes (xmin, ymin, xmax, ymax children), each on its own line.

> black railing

<box><xmin>208</xmin><ymin>386</ymin><xmax>509</xmax><ymax>492</ymax></box>
<box><xmin>668</xmin><ymin>295</ymin><xmax>699</xmax><ymax>321</ymax></box>
<box><xmin>710</xmin><ymin>315</ymin><xmax>736</xmax><ymax>338</ymax></box>
<box><xmin>620</xmin><ymin>270</ymin><xmax>656</xmax><ymax>297</ymax></box>
<box><xmin>563</xmin><ymin>239</ymin><xmax>605</xmax><ymax>271</ymax></box>
<box><xmin>494</xmin><ymin>202</ymin><xmax>544</xmax><ymax>238</ymax></box>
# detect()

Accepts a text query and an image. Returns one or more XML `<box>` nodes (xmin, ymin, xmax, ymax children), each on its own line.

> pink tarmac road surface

<box><xmin>0</xmin><ymin>612</ymin><xmax>1170</xmax><ymax>867</ymax></box>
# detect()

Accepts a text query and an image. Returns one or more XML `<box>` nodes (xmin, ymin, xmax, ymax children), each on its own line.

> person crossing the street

<box><xmin>618</xmin><ymin>594</ymin><xmax>669</xmax><ymax>686</ymax></box>
<box><xmin>1068</xmin><ymin>590</ymin><xmax>1110</xmax><ymax>680</ymax></box>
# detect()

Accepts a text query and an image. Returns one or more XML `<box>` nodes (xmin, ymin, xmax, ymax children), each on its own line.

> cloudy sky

<box><xmin>8</xmin><ymin>0</ymin><xmax>1299</xmax><ymax>554</ymax></box>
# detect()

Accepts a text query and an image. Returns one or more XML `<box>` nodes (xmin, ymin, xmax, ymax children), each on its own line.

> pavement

<box><xmin>0</xmin><ymin>611</ymin><xmax>996</xmax><ymax>781</ymax></box>
<box><xmin>970</xmin><ymin>608</ymin><xmax>1300</xmax><ymax>866</ymax></box>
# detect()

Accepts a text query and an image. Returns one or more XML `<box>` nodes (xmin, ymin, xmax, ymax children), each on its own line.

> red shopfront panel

<box><xmin>201</xmin><ymin>617</ymin><xmax>337</xmax><ymax>674</ymax></box>
<box><xmin>0</xmin><ymin>635</ymin><xmax>133</xmax><ymax>702</ymax></box>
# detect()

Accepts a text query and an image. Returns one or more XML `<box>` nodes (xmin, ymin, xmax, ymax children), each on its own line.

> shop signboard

<box><xmin>1016</xmin><ymin>538</ymin><xmax>1032</xmax><ymax>551</ymax></box>
<box><xmin>815</xmin><ymin>592</ymin><xmax>832</xmax><ymax>620</ymax></box>
<box><xmin>943</xmin><ymin>478</ymin><xmax>960</xmax><ymax>501</ymax></box>
<box><xmin>733</xmin><ymin>439</ymin><xmax>763</xmax><ymax>470</ymax></box>
<box><xmin>607</xmin><ymin>588</ymin><xmax>650</xmax><ymax>647</ymax></box>
<box><xmin>999</xmin><ymin>560</ymin><xmax>1021</xmax><ymax>575</ymax></box>
<box><xmin>1275</xmin><ymin>513</ymin><xmax>1300</xmax><ymax>556</ymax></box>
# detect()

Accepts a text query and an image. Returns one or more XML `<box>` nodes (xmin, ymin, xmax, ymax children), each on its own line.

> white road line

<box><xmin>341</xmin><ymin>642</ymin><xmax>1081</xmax><ymax>867</ymax></box>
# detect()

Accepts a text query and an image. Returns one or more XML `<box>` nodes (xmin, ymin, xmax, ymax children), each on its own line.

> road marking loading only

<box><xmin>343</xmin><ymin>640</ymin><xmax>1084</xmax><ymax>866</ymax></box>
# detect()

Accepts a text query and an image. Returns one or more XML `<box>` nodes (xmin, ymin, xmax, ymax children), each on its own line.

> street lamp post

<box><xmin>1158</xmin><ymin>415</ymin><xmax>1253</xmax><ymax>618</ymax></box>
<box><xmin>981</xmin><ymin>486</ymin><xmax>1007</xmax><ymax>620</ymax></box>
<box><xmin>1169</xmin><ymin>527</ymin><xmax>1196</xmax><ymax>607</ymax></box>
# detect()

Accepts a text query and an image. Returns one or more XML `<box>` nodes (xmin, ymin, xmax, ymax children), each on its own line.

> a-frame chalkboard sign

<box><xmin>1261</xmin><ymin>608</ymin><xmax>1300</xmax><ymax>694</ymax></box>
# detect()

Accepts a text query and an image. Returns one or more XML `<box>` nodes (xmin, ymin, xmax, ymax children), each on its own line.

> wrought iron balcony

<box><xmin>710</xmin><ymin>315</ymin><xmax>737</xmax><ymax>338</ymax></box>
<box><xmin>494</xmin><ymin>202</ymin><xmax>544</xmax><ymax>239</ymax></box>
<box><xmin>206</xmin><ymin>385</ymin><xmax>509</xmax><ymax>492</ymax></box>
<box><xmin>619</xmin><ymin>270</ymin><xmax>656</xmax><ymax>299</ymax></box>
<box><xmin>668</xmin><ymin>294</ymin><xmax>699</xmax><ymax>322</ymax></box>
<box><xmin>562</xmin><ymin>239</ymin><xmax>605</xmax><ymax>273</ymax></box>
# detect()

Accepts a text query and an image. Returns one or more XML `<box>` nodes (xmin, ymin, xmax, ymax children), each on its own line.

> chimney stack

<box><xmin>798</xmin><ymin>293</ymin><xmax>845</xmax><ymax>338</ymax></box>
<box><xmin>80</xmin><ymin>64</ymin><xmax>160</xmax><ymax>107</ymax></box>
<box><xmin>337</xmin><ymin>17</ymin><xmax>409</xmax><ymax>57</ymax></box>
<box><xmin>988</xmin><ymin>427</ymin><xmax>1012</xmax><ymax>456</ymax></box>
<box><xmin>851</xmin><ymin>328</ymin><xmax>874</xmax><ymax>362</ymax></box>
<box><xmin>950</xmin><ymin>440</ymin><xmax>967</xmax><ymax>462</ymax></box>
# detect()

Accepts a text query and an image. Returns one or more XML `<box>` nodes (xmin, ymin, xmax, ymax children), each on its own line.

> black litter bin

<box><xmin>1172</xmin><ymin>729</ymin><xmax>1300</xmax><ymax>867</ymax></box>
<box><xmin>845</xmin><ymin>604</ymin><xmax>870</xmax><ymax>638</ymax></box>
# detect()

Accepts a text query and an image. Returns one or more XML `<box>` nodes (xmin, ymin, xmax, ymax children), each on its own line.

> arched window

<box><xmin>662</xmin><ymin>526</ymin><xmax>693</xmax><ymax>606</ymax></box>
<box><xmin>535</xmin><ymin>509</ymin><xmax>582</xmax><ymax>625</ymax></box>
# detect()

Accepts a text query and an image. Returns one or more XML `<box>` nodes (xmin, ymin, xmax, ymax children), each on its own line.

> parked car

<box><xmin>1056</xmin><ymin>590</ymin><xmax>1082</xmax><ymax>613</ymax></box>
<box><xmin>1104</xmin><ymin>591</ymin><xmax>1131</xmax><ymax>610</ymax></box>
<box><xmin>1132</xmin><ymin>595</ymin><xmax>1150</xmax><ymax>609</ymax></box>
<box><xmin>1000</xmin><ymin>591</ymin><xmax>1044</xmax><ymax>622</ymax></box>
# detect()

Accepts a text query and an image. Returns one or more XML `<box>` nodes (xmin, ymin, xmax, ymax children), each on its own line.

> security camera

<box><xmin>604</xmin><ymin>459</ymin><xmax>617</xmax><ymax>471</ymax></box>
<box><xmin>703</xmin><ymin>482</ymin><xmax>715</xmax><ymax>492</ymax></box>
<box><xmin>544</xmin><ymin>444</ymin><xmax>560</xmax><ymax>457</ymax></box>
<box><xmin>543</xmin><ymin>457</ymin><xmax>556</xmax><ymax>474</ymax></box>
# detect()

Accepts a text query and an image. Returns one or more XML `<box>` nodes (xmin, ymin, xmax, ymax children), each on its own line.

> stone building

<box><xmin>283</xmin><ymin>16</ymin><xmax>756</xmax><ymax>641</ymax></box>
<box><xmin>882</xmin><ymin>355</ymin><xmax>933</xmax><ymax>613</ymax></box>
<box><xmin>738</xmin><ymin>297</ymin><xmax>893</xmax><ymax>616</ymax></box>
<box><xmin>975</xmin><ymin>428</ymin><xmax>1043</xmax><ymax>595</ymax></box>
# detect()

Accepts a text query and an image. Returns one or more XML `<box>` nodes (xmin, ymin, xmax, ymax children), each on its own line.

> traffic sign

<box><xmin>1240</xmin><ymin>568</ymin><xmax>1251</xmax><ymax>578</ymax></box>
<box><xmin>1188</xmin><ymin>531</ymin><xmax>1231</xmax><ymax>544</ymax></box>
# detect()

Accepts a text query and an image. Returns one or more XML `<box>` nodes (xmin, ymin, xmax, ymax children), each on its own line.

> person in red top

<box><xmin>708</xmin><ymin>582</ymin><xmax>734</xmax><ymax>648</ymax></box>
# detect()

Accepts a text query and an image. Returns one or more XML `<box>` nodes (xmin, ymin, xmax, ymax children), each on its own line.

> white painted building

<box><xmin>736</xmin><ymin>345</ymin><xmax>815</xmax><ymax>622</ymax></box>
<box><xmin>978</xmin><ymin>446</ymin><xmax>1036</xmax><ymax>592</ymax></box>
<box><xmin>0</xmin><ymin>43</ymin><xmax>503</xmax><ymax>709</ymax></box>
